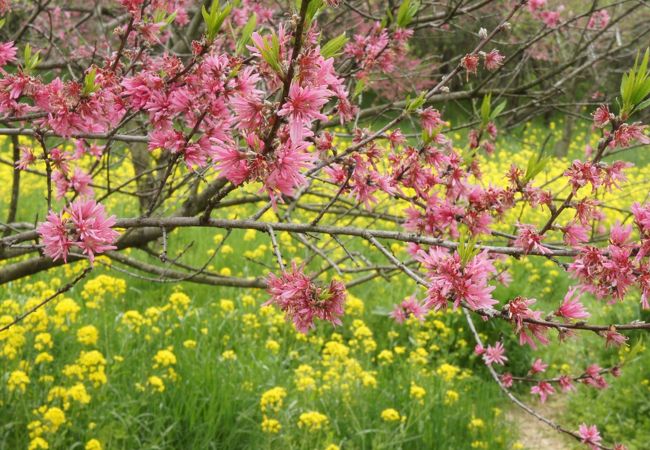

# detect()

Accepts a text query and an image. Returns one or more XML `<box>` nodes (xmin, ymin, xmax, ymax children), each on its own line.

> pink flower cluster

<box><xmin>564</xmin><ymin>160</ymin><xmax>631</xmax><ymax>193</ymax></box>
<box><xmin>569</xmin><ymin>218</ymin><xmax>650</xmax><ymax>308</ymax></box>
<box><xmin>266</xmin><ymin>264</ymin><xmax>346</xmax><ymax>333</ymax></box>
<box><xmin>390</xmin><ymin>295</ymin><xmax>429</xmax><ymax>323</ymax></box>
<box><xmin>528</xmin><ymin>0</ymin><xmax>563</xmax><ymax>28</ymax></box>
<box><xmin>513</xmin><ymin>223</ymin><xmax>550</xmax><ymax>255</ymax></box>
<box><xmin>37</xmin><ymin>200</ymin><xmax>119</xmax><ymax>263</ymax></box>
<box><xmin>415</xmin><ymin>247</ymin><xmax>497</xmax><ymax>312</ymax></box>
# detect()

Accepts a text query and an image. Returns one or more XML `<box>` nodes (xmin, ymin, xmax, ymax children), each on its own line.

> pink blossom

<box><xmin>265</xmin><ymin>263</ymin><xmax>346</xmax><ymax>333</ymax></box>
<box><xmin>556</xmin><ymin>287</ymin><xmax>590</xmax><ymax>320</ymax></box>
<box><xmin>16</xmin><ymin>147</ymin><xmax>36</xmax><ymax>169</ymax></box>
<box><xmin>609</xmin><ymin>222</ymin><xmax>631</xmax><ymax>246</ymax></box>
<box><xmin>563</xmin><ymin>222</ymin><xmax>589</xmax><ymax>246</ymax></box>
<box><xmin>528</xmin><ymin>0</ymin><xmax>547</xmax><ymax>12</ymax></box>
<box><xmin>49</xmin><ymin>148</ymin><xmax>71</xmax><ymax>172</ymax></box>
<box><xmin>578</xmin><ymin>424</ymin><xmax>602</xmax><ymax>450</ymax></box>
<box><xmin>417</xmin><ymin>247</ymin><xmax>498</xmax><ymax>312</ymax></box>
<box><xmin>0</xmin><ymin>41</ymin><xmax>17</xmax><ymax>67</ymax></box>
<box><xmin>530</xmin><ymin>358</ymin><xmax>548</xmax><ymax>374</ymax></box>
<box><xmin>500</xmin><ymin>372</ymin><xmax>513</xmax><ymax>388</ymax></box>
<box><xmin>565</xmin><ymin>160</ymin><xmax>601</xmax><ymax>192</ymax></box>
<box><xmin>601</xmin><ymin>329</ymin><xmax>628</xmax><ymax>347</ymax></box>
<box><xmin>67</xmin><ymin>200</ymin><xmax>119</xmax><ymax>262</ymax></box>
<box><xmin>232</xmin><ymin>95</ymin><xmax>264</xmax><ymax>130</ymax></box>
<box><xmin>37</xmin><ymin>200</ymin><xmax>118</xmax><ymax>263</ymax></box>
<box><xmin>264</xmin><ymin>142</ymin><xmax>315</xmax><ymax>198</ymax></box>
<box><xmin>539</xmin><ymin>8</ymin><xmax>563</xmax><ymax>28</ymax></box>
<box><xmin>583</xmin><ymin>364</ymin><xmax>608</xmax><ymax>389</ymax></box>
<box><xmin>632</xmin><ymin>202</ymin><xmax>650</xmax><ymax>233</ymax></box>
<box><xmin>483</xmin><ymin>341</ymin><xmax>508</xmax><ymax>365</ymax></box>
<box><xmin>213</xmin><ymin>145</ymin><xmax>251</xmax><ymax>185</ymax></box>
<box><xmin>483</xmin><ymin>49</ymin><xmax>504</xmax><ymax>71</ymax></box>
<box><xmin>592</xmin><ymin>104</ymin><xmax>611</xmax><ymax>128</ymax></box>
<box><xmin>37</xmin><ymin>211</ymin><xmax>73</xmax><ymax>262</ymax></box>
<box><xmin>506</xmin><ymin>297</ymin><xmax>551</xmax><ymax>349</ymax></box>
<box><xmin>558</xmin><ymin>375</ymin><xmax>575</xmax><ymax>392</ymax></box>
<box><xmin>613</xmin><ymin>123</ymin><xmax>650</xmax><ymax>148</ymax></box>
<box><xmin>474</xmin><ymin>344</ymin><xmax>485</xmax><ymax>355</ymax></box>
<box><xmin>587</xmin><ymin>10</ymin><xmax>610</xmax><ymax>29</ymax></box>
<box><xmin>390</xmin><ymin>295</ymin><xmax>429</xmax><ymax>323</ymax></box>
<box><xmin>277</xmin><ymin>83</ymin><xmax>332</xmax><ymax>144</ymax></box>
<box><xmin>514</xmin><ymin>223</ymin><xmax>551</xmax><ymax>255</ymax></box>
<box><xmin>530</xmin><ymin>381</ymin><xmax>555</xmax><ymax>403</ymax></box>
<box><xmin>602</xmin><ymin>161</ymin><xmax>632</xmax><ymax>191</ymax></box>
<box><xmin>68</xmin><ymin>167</ymin><xmax>94</xmax><ymax>198</ymax></box>
<box><xmin>461</xmin><ymin>54</ymin><xmax>480</xmax><ymax>76</ymax></box>
<box><xmin>420</xmin><ymin>108</ymin><xmax>445</xmax><ymax>135</ymax></box>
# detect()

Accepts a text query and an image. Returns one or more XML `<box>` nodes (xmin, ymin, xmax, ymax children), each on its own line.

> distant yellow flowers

<box><xmin>153</xmin><ymin>349</ymin><xmax>177</xmax><ymax>368</ymax></box>
<box><xmin>381</xmin><ymin>408</ymin><xmax>401</xmax><ymax>422</ymax></box>
<box><xmin>297</xmin><ymin>411</ymin><xmax>328</xmax><ymax>432</ymax></box>
<box><xmin>444</xmin><ymin>389</ymin><xmax>459</xmax><ymax>405</ymax></box>
<box><xmin>8</xmin><ymin>369</ymin><xmax>30</xmax><ymax>392</ymax></box>
<box><xmin>148</xmin><ymin>375</ymin><xmax>165</xmax><ymax>392</ymax></box>
<box><xmin>85</xmin><ymin>439</ymin><xmax>103</xmax><ymax>450</ymax></box>
<box><xmin>260</xmin><ymin>386</ymin><xmax>286</xmax><ymax>413</ymax></box>
<box><xmin>409</xmin><ymin>383</ymin><xmax>426</xmax><ymax>403</ymax></box>
<box><xmin>221</xmin><ymin>350</ymin><xmax>237</xmax><ymax>360</ymax></box>
<box><xmin>261</xmin><ymin>416</ymin><xmax>281</xmax><ymax>434</ymax></box>
<box><xmin>77</xmin><ymin>325</ymin><xmax>99</xmax><ymax>346</ymax></box>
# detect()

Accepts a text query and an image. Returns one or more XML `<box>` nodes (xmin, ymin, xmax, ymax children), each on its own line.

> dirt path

<box><xmin>507</xmin><ymin>398</ymin><xmax>575</xmax><ymax>449</ymax></box>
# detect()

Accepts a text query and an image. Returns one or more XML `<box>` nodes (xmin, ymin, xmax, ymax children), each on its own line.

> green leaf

<box><xmin>321</xmin><ymin>33</ymin><xmax>348</xmax><ymax>59</ymax></box>
<box><xmin>405</xmin><ymin>92</ymin><xmax>426</xmax><ymax>112</ymax></box>
<box><xmin>22</xmin><ymin>44</ymin><xmax>41</xmax><ymax>74</ymax></box>
<box><xmin>203</xmin><ymin>0</ymin><xmax>231</xmax><ymax>42</ymax></box>
<box><xmin>523</xmin><ymin>154</ymin><xmax>551</xmax><ymax>183</ymax></box>
<box><xmin>82</xmin><ymin>67</ymin><xmax>100</xmax><ymax>96</ymax></box>
<box><xmin>354</xmin><ymin>79</ymin><xmax>366</xmax><ymax>98</ymax></box>
<box><xmin>490</xmin><ymin>100</ymin><xmax>507</xmax><ymax>120</ymax></box>
<box><xmin>457</xmin><ymin>230</ymin><xmax>480</xmax><ymax>266</ymax></box>
<box><xmin>479</xmin><ymin>93</ymin><xmax>492</xmax><ymax>125</ymax></box>
<box><xmin>304</xmin><ymin>0</ymin><xmax>324</xmax><ymax>28</ymax></box>
<box><xmin>235</xmin><ymin>14</ymin><xmax>257</xmax><ymax>55</ymax></box>
<box><xmin>636</xmin><ymin>97</ymin><xmax>650</xmax><ymax>112</ymax></box>
<box><xmin>619</xmin><ymin>48</ymin><xmax>650</xmax><ymax>117</ymax></box>
<box><xmin>254</xmin><ymin>32</ymin><xmax>283</xmax><ymax>75</ymax></box>
<box><xmin>396</xmin><ymin>0</ymin><xmax>419</xmax><ymax>29</ymax></box>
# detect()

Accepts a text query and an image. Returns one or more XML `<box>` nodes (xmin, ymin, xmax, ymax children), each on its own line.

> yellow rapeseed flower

<box><xmin>444</xmin><ymin>390</ymin><xmax>459</xmax><ymax>405</ymax></box>
<box><xmin>8</xmin><ymin>370</ymin><xmax>30</xmax><ymax>392</ymax></box>
<box><xmin>77</xmin><ymin>325</ymin><xmax>99</xmax><ymax>346</ymax></box>
<box><xmin>260</xmin><ymin>387</ymin><xmax>286</xmax><ymax>413</ymax></box>
<box><xmin>153</xmin><ymin>349</ymin><xmax>177</xmax><ymax>368</ymax></box>
<box><xmin>221</xmin><ymin>350</ymin><xmax>237</xmax><ymax>360</ymax></box>
<box><xmin>220</xmin><ymin>299</ymin><xmax>235</xmax><ymax>312</ymax></box>
<box><xmin>297</xmin><ymin>411</ymin><xmax>328</xmax><ymax>432</ymax></box>
<box><xmin>28</xmin><ymin>437</ymin><xmax>49</xmax><ymax>450</ymax></box>
<box><xmin>261</xmin><ymin>416</ymin><xmax>281</xmax><ymax>433</ymax></box>
<box><xmin>381</xmin><ymin>408</ymin><xmax>401</xmax><ymax>422</ymax></box>
<box><xmin>410</xmin><ymin>383</ymin><xmax>426</xmax><ymax>402</ymax></box>
<box><xmin>265</xmin><ymin>339</ymin><xmax>280</xmax><ymax>353</ymax></box>
<box><xmin>468</xmin><ymin>417</ymin><xmax>485</xmax><ymax>431</ymax></box>
<box><xmin>85</xmin><ymin>439</ymin><xmax>102</xmax><ymax>450</ymax></box>
<box><xmin>148</xmin><ymin>376</ymin><xmax>165</xmax><ymax>392</ymax></box>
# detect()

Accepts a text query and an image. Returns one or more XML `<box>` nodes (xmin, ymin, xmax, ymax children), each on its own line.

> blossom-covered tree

<box><xmin>1</xmin><ymin>1</ymin><xmax>650</xmax><ymax>448</ymax></box>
